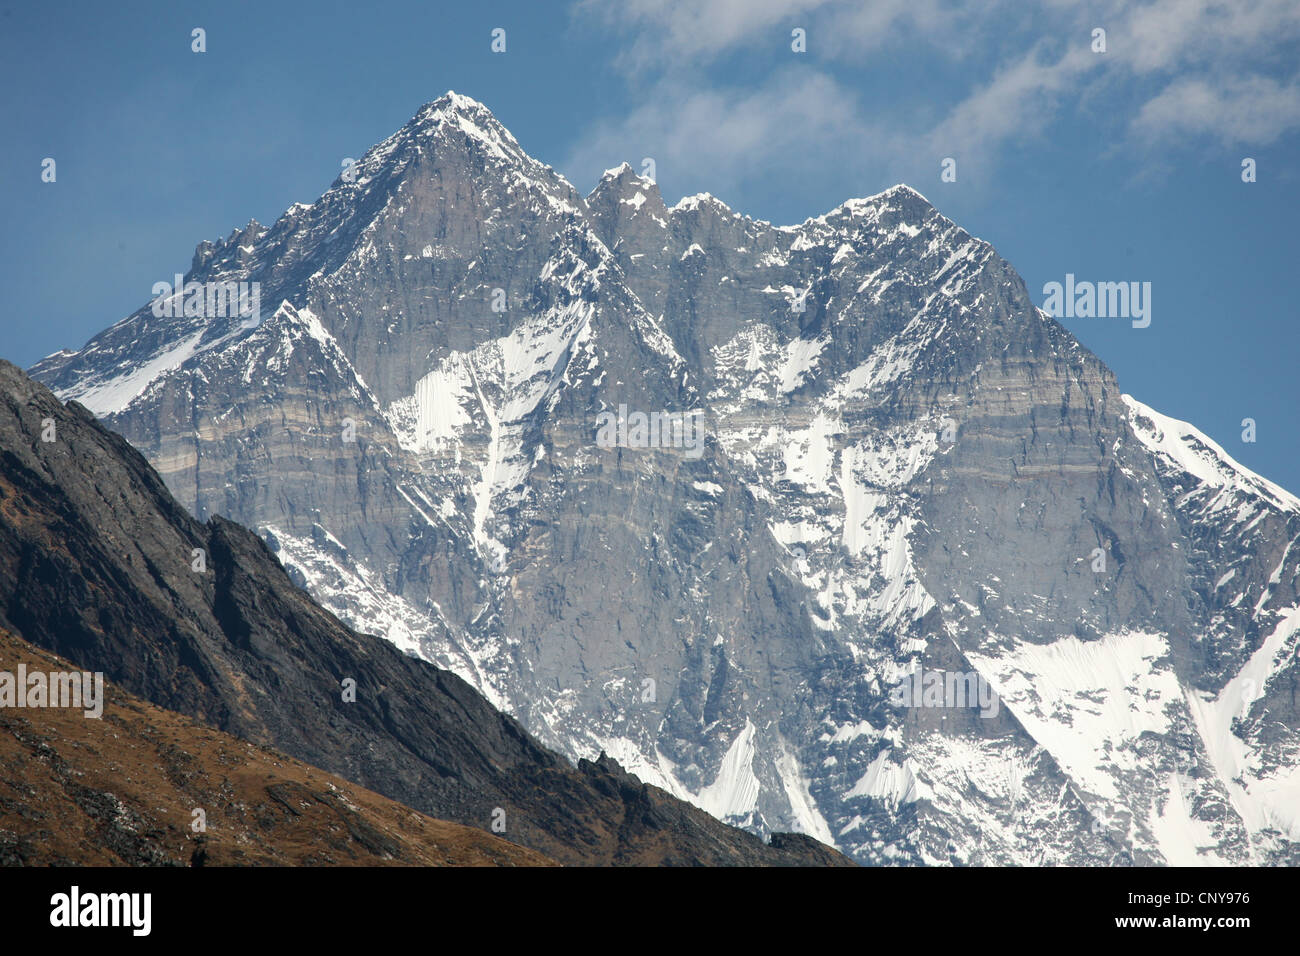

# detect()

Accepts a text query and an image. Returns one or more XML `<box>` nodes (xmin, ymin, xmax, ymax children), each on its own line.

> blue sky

<box><xmin>2</xmin><ymin>0</ymin><xmax>1297</xmax><ymax>490</ymax></box>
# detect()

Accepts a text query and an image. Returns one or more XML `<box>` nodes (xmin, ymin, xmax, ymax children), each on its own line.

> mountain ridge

<box><xmin>27</xmin><ymin>91</ymin><xmax>1300</xmax><ymax>865</ymax></box>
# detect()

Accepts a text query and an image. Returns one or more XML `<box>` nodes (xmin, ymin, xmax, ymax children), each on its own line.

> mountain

<box><xmin>0</xmin><ymin>359</ymin><xmax>848</xmax><ymax>866</ymax></box>
<box><xmin>0</xmin><ymin>623</ymin><xmax>553</xmax><ymax>866</ymax></box>
<box><xmin>30</xmin><ymin>92</ymin><xmax>1300</xmax><ymax>865</ymax></box>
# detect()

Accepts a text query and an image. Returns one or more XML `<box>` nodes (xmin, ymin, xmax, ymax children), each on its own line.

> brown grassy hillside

<box><xmin>0</xmin><ymin>627</ymin><xmax>554</xmax><ymax>866</ymax></box>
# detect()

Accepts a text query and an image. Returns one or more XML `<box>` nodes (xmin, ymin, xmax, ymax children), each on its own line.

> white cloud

<box><xmin>573</xmin><ymin>0</ymin><xmax>830</xmax><ymax>70</ymax></box>
<box><xmin>1132</xmin><ymin>75</ymin><xmax>1300</xmax><ymax>145</ymax></box>
<box><xmin>883</xmin><ymin>0</ymin><xmax>1300</xmax><ymax>161</ymax></box>
<box><xmin>1119</xmin><ymin>0</ymin><xmax>1300</xmax><ymax>74</ymax></box>
<box><xmin>936</xmin><ymin>0</ymin><xmax>1300</xmax><ymax>150</ymax></box>
<box><xmin>563</xmin><ymin>70</ymin><xmax>893</xmax><ymax>201</ymax></box>
<box><xmin>573</xmin><ymin>0</ymin><xmax>990</xmax><ymax>69</ymax></box>
<box><xmin>566</xmin><ymin>0</ymin><xmax>1300</xmax><ymax>193</ymax></box>
<box><xmin>922</xmin><ymin>43</ymin><xmax>1100</xmax><ymax>165</ymax></box>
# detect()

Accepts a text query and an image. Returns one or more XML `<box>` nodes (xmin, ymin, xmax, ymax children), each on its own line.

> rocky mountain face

<box><xmin>30</xmin><ymin>92</ymin><xmax>1300</xmax><ymax>865</ymax></box>
<box><xmin>0</xmin><ymin>359</ymin><xmax>847</xmax><ymax>866</ymax></box>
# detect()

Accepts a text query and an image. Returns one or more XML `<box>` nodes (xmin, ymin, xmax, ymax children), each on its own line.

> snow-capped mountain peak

<box><xmin>32</xmin><ymin>96</ymin><xmax>1300</xmax><ymax>866</ymax></box>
